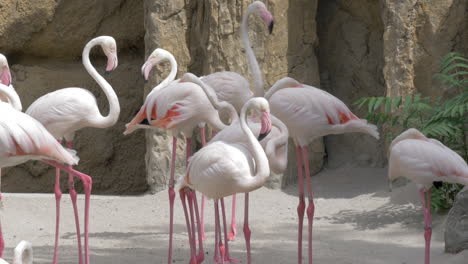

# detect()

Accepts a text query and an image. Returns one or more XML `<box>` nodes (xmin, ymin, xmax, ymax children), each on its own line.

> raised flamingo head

<box><xmin>141</xmin><ymin>48</ymin><xmax>174</xmax><ymax>82</ymax></box>
<box><xmin>249</xmin><ymin>1</ymin><xmax>274</xmax><ymax>34</ymax></box>
<box><xmin>98</xmin><ymin>36</ymin><xmax>118</xmax><ymax>74</ymax></box>
<box><xmin>0</xmin><ymin>54</ymin><xmax>12</xmax><ymax>86</ymax></box>
<box><xmin>249</xmin><ymin>97</ymin><xmax>272</xmax><ymax>140</ymax></box>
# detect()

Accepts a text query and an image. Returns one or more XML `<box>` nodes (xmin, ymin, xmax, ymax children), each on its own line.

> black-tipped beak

<box><xmin>104</xmin><ymin>70</ymin><xmax>111</xmax><ymax>75</ymax></box>
<box><xmin>268</xmin><ymin>20</ymin><xmax>274</xmax><ymax>34</ymax></box>
<box><xmin>433</xmin><ymin>181</ymin><xmax>443</xmax><ymax>189</ymax></box>
<box><xmin>144</xmin><ymin>79</ymin><xmax>148</xmax><ymax>83</ymax></box>
<box><xmin>258</xmin><ymin>130</ymin><xmax>270</xmax><ymax>141</ymax></box>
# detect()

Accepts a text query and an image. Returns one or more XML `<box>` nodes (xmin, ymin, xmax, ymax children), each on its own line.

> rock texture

<box><xmin>445</xmin><ymin>188</ymin><xmax>468</xmax><ymax>253</ymax></box>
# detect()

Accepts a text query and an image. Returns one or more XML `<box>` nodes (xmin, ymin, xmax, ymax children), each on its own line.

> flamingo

<box><xmin>0</xmin><ymin>240</ymin><xmax>33</xmax><ymax>264</ymax></box>
<box><xmin>178</xmin><ymin>97</ymin><xmax>272</xmax><ymax>264</ymax></box>
<box><xmin>264</xmin><ymin>76</ymin><xmax>380</xmax><ymax>264</ymax></box>
<box><xmin>124</xmin><ymin>66</ymin><xmax>236</xmax><ymax>264</ymax></box>
<box><xmin>388</xmin><ymin>128</ymin><xmax>468</xmax><ymax>264</ymax></box>
<box><xmin>181</xmin><ymin>73</ymin><xmax>288</xmax><ymax>263</ymax></box>
<box><xmin>0</xmin><ymin>54</ymin><xmax>23</xmax><ymax>206</ymax></box>
<box><xmin>200</xmin><ymin>0</ymin><xmax>275</xmax><ymax>241</ymax></box>
<box><xmin>25</xmin><ymin>36</ymin><xmax>119</xmax><ymax>264</ymax></box>
<box><xmin>0</xmin><ymin>84</ymin><xmax>93</xmax><ymax>259</ymax></box>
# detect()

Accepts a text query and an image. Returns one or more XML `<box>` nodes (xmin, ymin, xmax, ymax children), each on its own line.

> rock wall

<box><xmin>0</xmin><ymin>0</ymin><xmax>147</xmax><ymax>194</ymax></box>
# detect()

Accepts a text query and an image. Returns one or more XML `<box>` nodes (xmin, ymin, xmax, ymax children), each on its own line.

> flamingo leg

<box><xmin>243</xmin><ymin>192</ymin><xmax>252</xmax><ymax>264</ymax></box>
<box><xmin>214</xmin><ymin>200</ymin><xmax>225</xmax><ymax>264</ymax></box>
<box><xmin>43</xmin><ymin>160</ymin><xmax>92</xmax><ymax>264</ymax></box>
<box><xmin>168</xmin><ymin>137</ymin><xmax>177</xmax><ymax>264</ymax></box>
<box><xmin>66</xmin><ymin>141</ymin><xmax>84</xmax><ymax>264</ymax></box>
<box><xmin>295</xmin><ymin>145</ymin><xmax>305</xmax><ymax>264</ymax></box>
<box><xmin>302</xmin><ymin>146</ymin><xmax>315</xmax><ymax>264</ymax></box>
<box><xmin>200</xmin><ymin>127</ymin><xmax>206</xmax><ymax>241</ymax></box>
<box><xmin>419</xmin><ymin>188</ymin><xmax>432</xmax><ymax>264</ymax></box>
<box><xmin>191</xmin><ymin>191</ymin><xmax>205</xmax><ymax>263</ymax></box>
<box><xmin>180</xmin><ymin>189</ymin><xmax>197</xmax><ymax>264</ymax></box>
<box><xmin>52</xmin><ymin>163</ymin><xmax>62</xmax><ymax>264</ymax></box>
<box><xmin>187</xmin><ymin>190</ymin><xmax>198</xmax><ymax>264</ymax></box>
<box><xmin>221</xmin><ymin>198</ymin><xmax>239</xmax><ymax>263</ymax></box>
<box><xmin>227</xmin><ymin>194</ymin><xmax>237</xmax><ymax>241</ymax></box>
<box><xmin>0</xmin><ymin>168</ymin><xmax>4</xmax><ymax>258</ymax></box>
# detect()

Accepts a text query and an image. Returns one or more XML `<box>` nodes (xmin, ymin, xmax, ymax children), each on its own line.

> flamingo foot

<box><xmin>227</xmin><ymin>224</ymin><xmax>237</xmax><ymax>241</ymax></box>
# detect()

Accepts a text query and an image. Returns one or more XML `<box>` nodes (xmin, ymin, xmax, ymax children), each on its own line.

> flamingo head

<box><xmin>0</xmin><ymin>54</ymin><xmax>12</xmax><ymax>86</ymax></box>
<box><xmin>141</xmin><ymin>48</ymin><xmax>173</xmax><ymax>82</ymax></box>
<box><xmin>100</xmin><ymin>36</ymin><xmax>118</xmax><ymax>74</ymax></box>
<box><xmin>250</xmin><ymin>1</ymin><xmax>274</xmax><ymax>34</ymax></box>
<box><xmin>250</xmin><ymin>97</ymin><xmax>272</xmax><ymax>141</ymax></box>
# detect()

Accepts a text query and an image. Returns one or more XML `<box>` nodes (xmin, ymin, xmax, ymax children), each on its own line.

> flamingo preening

<box><xmin>178</xmin><ymin>97</ymin><xmax>272</xmax><ymax>264</ymax></box>
<box><xmin>264</xmin><ymin>76</ymin><xmax>380</xmax><ymax>264</ymax></box>
<box><xmin>200</xmin><ymin>0</ymin><xmax>275</xmax><ymax>242</ymax></box>
<box><xmin>0</xmin><ymin>240</ymin><xmax>33</xmax><ymax>264</ymax></box>
<box><xmin>388</xmin><ymin>128</ymin><xmax>468</xmax><ymax>264</ymax></box>
<box><xmin>25</xmin><ymin>36</ymin><xmax>120</xmax><ymax>264</ymax></box>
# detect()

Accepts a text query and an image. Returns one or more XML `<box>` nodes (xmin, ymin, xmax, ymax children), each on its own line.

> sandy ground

<box><xmin>1</xmin><ymin>167</ymin><xmax>467</xmax><ymax>264</ymax></box>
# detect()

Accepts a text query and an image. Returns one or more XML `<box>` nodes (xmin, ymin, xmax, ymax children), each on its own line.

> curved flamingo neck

<box><xmin>264</xmin><ymin>77</ymin><xmax>302</xmax><ymax>100</ymax></box>
<box><xmin>0</xmin><ymin>84</ymin><xmax>22</xmax><ymax>111</ymax></box>
<box><xmin>239</xmin><ymin>100</ymin><xmax>270</xmax><ymax>187</ymax></box>
<box><xmin>241</xmin><ymin>5</ymin><xmax>264</xmax><ymax>97</ymax></box>
<box><xmin>82</xmin><ymin>38</ymin><xmax>120</xmax><ymax>128</ymax></box>
<box><xmin>155</xmin><ymin>53</ymin><xmax>178</xmax><ymax>93</ymax></box>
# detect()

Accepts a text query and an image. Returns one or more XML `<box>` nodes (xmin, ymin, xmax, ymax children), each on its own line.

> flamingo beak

<box><xmin>141</xmin><ymin>60</ymin><xmax>155</xmax><ymax>83</ymax></box>
<box><xmin>105</xmin><ymin>52</ymin><xmax>118</xmax><ymax>75</ymax></box>
<box><xmin>258</xmin><ymin>110</ymin><xmax>272</xmax><ymax>141</ymax></box>
<box><xmin>268</xmin><ymin>20</ymin><xmax>274</xmax><ymax>34</ymax></box>
<box><xmin>1</xmin><ymin>66</ymin><xmax>12</xmax><ymax>86</ymax></box>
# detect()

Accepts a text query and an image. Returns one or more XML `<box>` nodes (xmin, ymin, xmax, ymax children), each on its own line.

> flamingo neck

<box><xmin>0</xmin><ymin>84</ymin><xmax>22</xmax><ymax>111</ymax></box>
<box><xmin>82</xmin><ymin>38</ymin><xmax>120</xmax><ymax>128</ymax></box>
<box><xmin>239</xmin><ymin>100</ymin><xmax>270</xmax><ymax>187</ymax></box>
<box><xmin>156</xmin><ymin>53</ymin><xmax>178</xmax><ymax>92</ymax></box>
<box><xmin>241</xmin><ymin>5</ymin><xmax>264</xmax><ymax>97</ymax></box>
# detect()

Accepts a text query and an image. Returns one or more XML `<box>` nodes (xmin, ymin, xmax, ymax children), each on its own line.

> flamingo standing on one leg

<box><xmin>178</xmin><ymin>97</ymin><xmax>272</xmax><ymax>264</ymax></box>
<box><xmin>388</xmin><ymin>128</ymin><xmax>468</xmax><ymax>264</ymax></box>
<box><xmin>0</xmin><ymin>84</ymin><xmax>92</xmax><ymax>259</ymax></box>
<box><xmin>0</xmin><ymin>240</ymin><xmax>33</xmax><ymax>264</ymax></box>
<box><xmin>200</xmin><ymin>0</ymin><xmax>274</xmax><ymax>241</ymax></box>
<box><xmin>264</xmin><ymin>77</ymin><xmax>380</xmax><ymax>264</ymax></box>
<box><xmin>125</xmin><ymin>70</ymin><xmax>237</xmax><ymax>264</ymax></box>
<box><xmin>25</xmin><ymin>36</ymin><xmax>120</xmax><ymax>264</ymax></box>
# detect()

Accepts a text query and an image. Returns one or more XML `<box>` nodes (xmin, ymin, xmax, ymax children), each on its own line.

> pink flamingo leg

<box><xmin>302</xmin><ymin>146</ymin><xmax>315</xmax><ymax>264</ymax></box>
<box><xmin>43</xmin><ymin>160</ymin><xmax>92</xmax><ymax>264</ymax></box>
<box><xmin>52</xmin><ymin>162</ymin><xmax>63</xmax><ymax>264</ymax></box>
<box><xmin>187</xmin><ymin>190</ymin><xmax>199</xmax><ymax>264</ymax></box>
<box><xmin>243</xmin><ymin>192</ymin><xmax>252</xmax><ymax>264</ymax></box>
<box><xmin>0</xmin><ymin>212</ymin><xmax>4</xmax><ymax>258</ymax></box>
<box><xmin>66</xmin><ymin>141</ymin><xmax>84</xmax><ymax>264</ymax></box>
<box><xmin>191</xmin><ymin>191</ymin><xmax>205</xmax><ymax>263</ymax></box>
<box><xmin>199</xmin><ymin>127</ymin><xmax>207</xmax><ymax>241</ymax></box>
<box><xmin>214</xmin><ymin>200</ymin><xmax>225</xmax><ymax>264</ymax></box>
<box><xmin>180</xmin><ymin>189</ymin><xmax>197</xmax><ymax>264</ymax></box>
<box><xmin>168</xmin><ymin>137</ymin><xmax>177</xmax><ymax>264</ymax></box>
<box><xmin>221</xmin><ymin>198</ymin><xmax>239</xmax><ymax>263</ymax></box>
<box><xmin>295</xmin><ymin>145</ymin><xmax>305</xmax><ymax>264</ymax></box>
<box><xmin>419</xmin><ymin>188</ymin><xmax>432</xmax><ymax>264</ymax></box>
<box><xmin>227</xmin><ymin>194</ymin><xmax>237</xmax><ymax>241</ymax></box>
<box><xmin>214</xmin><ymin>201</ymin><xmax>220</xmax><ymax>262</ymax></box>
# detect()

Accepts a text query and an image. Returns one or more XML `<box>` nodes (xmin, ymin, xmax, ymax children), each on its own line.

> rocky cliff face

<box><xmin>0</xmin><ymin>0</ymin><xmax>467</xmax><ymax>195</ymax></box>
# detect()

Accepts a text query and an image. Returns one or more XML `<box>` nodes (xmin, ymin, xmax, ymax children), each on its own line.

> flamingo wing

<box><xmin>202</xmin><ymin>71</ymin><xmax>253</xmax><ymax>112</ymax></box>
<box><xmin>0</xmin><ymin>103</ymin><xmax>78</xmax><ymax>167</ymax></box>
<box><xmin>389</xmin><ymin>139</ymin><xmax>468</xmax><ymax>186</ymax></box>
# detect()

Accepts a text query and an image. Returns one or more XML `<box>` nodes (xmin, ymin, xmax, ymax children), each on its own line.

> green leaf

<box><xmin>374</xmin><ymin>97</ymin><xmax>385</xmax><ymax>111</ymax></box>
<box><xmin>392</xmin><ymin>96</ymin><xmax>402</xmax><ymax>109</ymax></box>
<box><xmin>404</xmin><ymin>95</ymin><xmax>413</xmax><ymax>109</ymax></box>
<box><xmin>368</xmin><ymin>97</ymin><xmax>376</xmax><ymax>113</ymax></box>
<box><xmin>385</xmin><ymin>98</ymin><xmax>392</xmax><ymax>113</ymax></box>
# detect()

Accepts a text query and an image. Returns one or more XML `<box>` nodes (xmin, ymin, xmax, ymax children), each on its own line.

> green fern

<box><xmin>354</xmin><ymin>52</ymin><xmax>468</xmax><ymax>210</ymax></box>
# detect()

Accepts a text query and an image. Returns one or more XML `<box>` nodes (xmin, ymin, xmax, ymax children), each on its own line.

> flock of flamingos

<box><xmin>0</xmin><ymin>1</ymin><xmax>467</xmax><ymax>264</ymax></box>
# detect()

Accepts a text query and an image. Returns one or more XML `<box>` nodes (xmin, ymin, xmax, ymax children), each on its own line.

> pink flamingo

<box><xmin>0</xmin><ymin>240</ymin><xmax>33</xmax><ymax>264</ymax></box>
<box><xmin>201</xmin><ymin>0</ymin><xmax>274</xmax><ymax>241</ymax></box>
<box><xmin>181</xmin><ymin>73</ymin><xmax>288</xmax><ymax>263</ymax></box>
<box><xmin>388</xmin><ymin>128</ymin><xmax>468</xmax><ymax>264</ymax></box>
<box><xmin>264</xmin><ymin>77</ymin><xmax>380</xmax><ymax>264</ymax></box>
<box><xmin>0</xmin><ymin>84</ymin><xmax>92</xmax><ymax>260</ymax></box>
<box><xmin>25</xmin><ymin>36</ymin><xmax>119</xmax><ymax>264</ymax></box>
<box><xmin>178</xmin><ymin>97</ymin><xmax>272</xmax><ymax>264</ymax></box>
<box><xmin>125</xmin><ymin>65</ymin><xmax>236</xmax><ymax>264</ymax></box>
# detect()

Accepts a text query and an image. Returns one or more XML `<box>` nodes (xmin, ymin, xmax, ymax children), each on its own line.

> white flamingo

<box><xmin>0</xmin><ymin>240</ymin><xmax>33</xmax><ymax>264</ymax></box>
<box><xmin>178</xmin><ymin>97</ymin><xmax>272</xmax><ymax>264</ymax></box>
<box><xmin>388</xmin><ymin>128</ymin><xmax>468</xmax><ymax>264</ymax></box>
<box><xmin>25</xmin><ymin>36</ymin><xmax>120</xmax><ymax>264</ymax></box>
<box><xmin>200</xmin><ymin>0</ymin><xmax>275</xmax><ymax>241</ymax></box>
<box><xmin>0</xmin><ymin>84</ymin><xmax>93</xmax><ymax>259</ymax></box>
<box><xmin>264</xmin><ymin>76</ymin><xmax>380</xmax><ymax>264</ymax></box>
